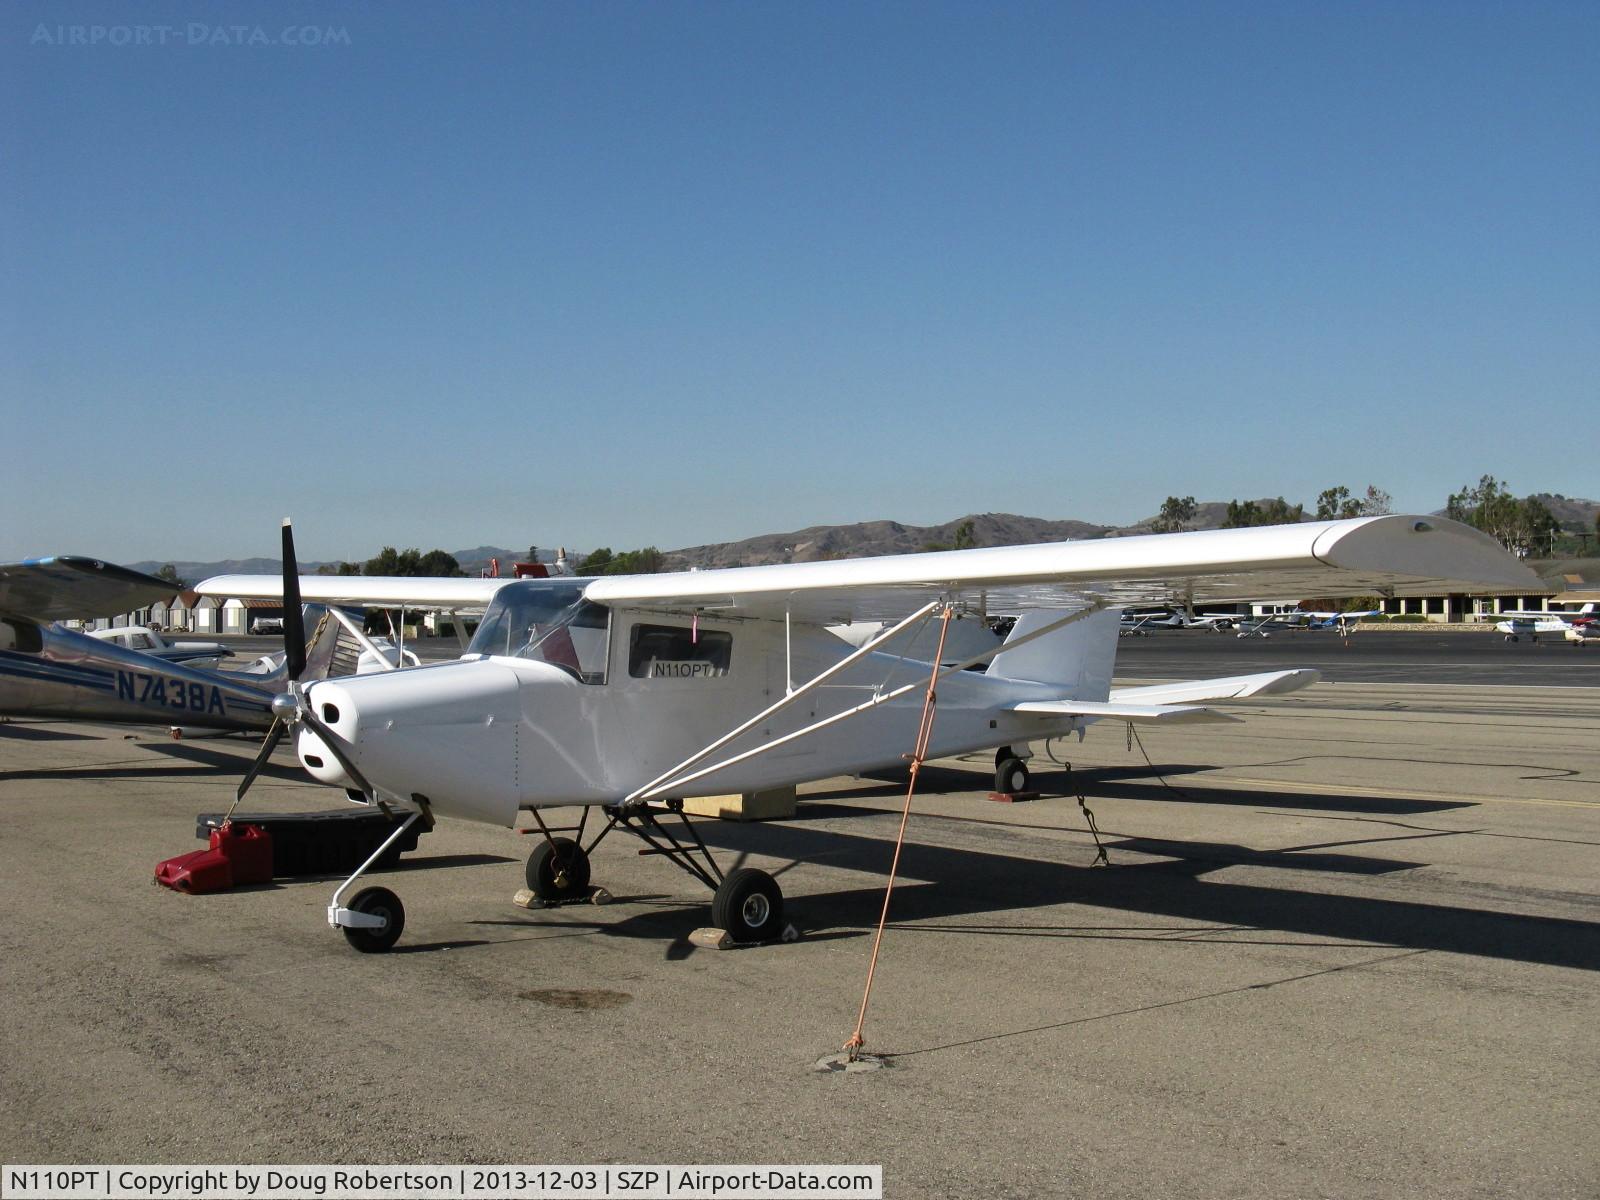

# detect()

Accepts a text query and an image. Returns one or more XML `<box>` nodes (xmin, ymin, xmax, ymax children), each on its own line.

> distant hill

<box><xmin>127</xmin><ymin>546</ymin><xmax>545</xmax><ymax>584</ymax></box>
<box><xmin>1116</xmin><ymin>497</ymin><xmax>1312</xmax><ymax>534</ymax></box>
<box><xmin>662</xmin><ymin>513</ymin><xmax>1112</xmax><ymax>570</ymax></box>
<box><xmin>125</xmin><ymin>556</ymin><xmax>315</xmax><ymax>583</ymax></box>
<box><xmin>126</xmin><ymin>501</ymin><xmax>1331</xmax><ymax>582</ymax></box>
<box><xmin>1529</xmin><ymin>494</ymin><xmax>1600</xmax><ymax>530</ymax></box>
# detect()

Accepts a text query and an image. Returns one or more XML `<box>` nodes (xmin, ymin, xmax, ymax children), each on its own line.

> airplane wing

<box><xmin>580</xmin><ymin>515</ymin><xmax>1541</xmax><ymax>624</ymax></box>
<box><xmin>196</xmin><ymin>575</ymin><xmax>507</xmax><ymax>609</ymax></box>
<box><xmin>0</xmin><ymin>557</ymin><xmax>177</xmax><ymax>621</ymax></box>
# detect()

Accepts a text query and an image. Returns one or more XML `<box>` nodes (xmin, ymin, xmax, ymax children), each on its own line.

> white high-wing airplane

<box><xmin>199</xmin><ymin>515</ymin><xmax>1537</xmax><ymax>954</ymax></box>
<box><xmin>1494</xmin><ymin>602</ymin><xmax>1599</xmax><ymax>642</ymax></box>
<box><xmin>1118</xmin><ymin>606</ymin><xmax>1242</xmax><ymax>635</ymax></box>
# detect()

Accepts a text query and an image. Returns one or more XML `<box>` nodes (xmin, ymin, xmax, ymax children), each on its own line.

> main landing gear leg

<box><xmin>611</xmin><ymin>799</ymin><xmax>788</xmax><ymax>944</ymax></box>
<box><xmin>329</xmin><ymin>807</ymin><xmax>431</xmax><ymax>953</ymax></box>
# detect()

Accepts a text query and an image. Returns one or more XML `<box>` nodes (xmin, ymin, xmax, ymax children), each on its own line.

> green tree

<box><xmin>1360</xmin><ymin>485</ymin><xmax>1392</xmax><ymax>516</ymax></box>
<box><xmin>363</xmin><ymin>547</ymin><xmax>464</xmax><ymax>576</ymax></box>
<box><xmin>952</xmin><ymin>519</ymin><xmax>977</xmax><ymax>550</ymax></box>
<box><xmin>1315</xmin><ymin>486</ymin><xmax>1360</xmax><ymax>520</ymax></box>
<box><xmin>155</xmin><ymin>564</ymin><xmax>187</xmax><ymax>589</ymax></box>
<box><xmin>1150</xmin><ymin>496</ymin><xmax>1197</xmax><ymax>533</ymax></box>
<box><xmin>1223</xmin><ymin>497</ymin><xmax>1303</xmax><ymax>528</ymax></box>
<box><xmin>1222</xmin><ymin>499</ymin><xmax>1258</xmax><ymax>528</ymax></box>
<box><xmin>415</xmin><ymin>550</ymin><xmax>465</xmax><ymax>577</ymax></box>
<box><xmin>605</xmin><ymin>547</ymin><xmax>665</xmax><ymax>574</ymax></box>
<box><xmin>1445</xmin><ymin>476</ymin><xmax>1559</xmax><ymax>555</ymax></box>
<box><xmin>578</xmin><ymin>547</ymin><xmax>614</xmax><ymax>574</ymax></box>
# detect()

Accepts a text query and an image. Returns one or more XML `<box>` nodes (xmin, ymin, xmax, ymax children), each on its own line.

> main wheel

<box><xmin>526</xmin><ymin>837</ymin><xmax>591</xmax><ymax>902</ymax></box>
<box><xmin>712</xmin><ymin>867</ymin><xmax>784</xmax><ymax>943</ymax></box>
<box><xmin>342</xmin><ymin>886</ymin><xmax>404</xmax><ymax>953</ymax></box>
<box><xmin>995</xmin><ymin>756</ymin><xmax>1030</xmax><ymax>795</ymax></box>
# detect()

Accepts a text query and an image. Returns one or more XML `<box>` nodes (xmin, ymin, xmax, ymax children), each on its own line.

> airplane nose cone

<box><xmin>296</xmin><ymin>680</ymin><xmax>360</xmax><ymax>789</ymax></box>
<box><xmin>291</xmin><ymin>662</ymin><xmax>526</xmax><ymax>825</ymax></box>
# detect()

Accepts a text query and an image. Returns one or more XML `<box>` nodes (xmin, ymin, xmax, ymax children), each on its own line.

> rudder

<box><xmin>986</xmin><ymin>607</ymin><xmax>1119</xmax><ymax>701</ymax></box>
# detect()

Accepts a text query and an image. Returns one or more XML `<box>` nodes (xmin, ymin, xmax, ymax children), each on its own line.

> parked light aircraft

<box><xmin>0</xmin><ymin>557</ymin><xmax>415</xmax><ymax>733</ymax></box>
<box><xmin>200</xmin><ymin>515</ymin><xmax>1538</xmax><ymax>954</ymax></box>
<box><xmin>1494</xmin><ymin>603</ymin><xmax>1600</xmax><ymax>643</ymax></box>
<box><xmin>86</xmin><ymin>624</ymin><xmax>232</xmax><ymax>668</ymax></box>
<box><xmin>0</xmin><ymin>557</ymin><xmax>277</xmax><ymax>730</ymax></box>
<box><xmin>1118</xmin><ymin>606</ymin><xmax>1241</xmax><ymax>636</ymax></box>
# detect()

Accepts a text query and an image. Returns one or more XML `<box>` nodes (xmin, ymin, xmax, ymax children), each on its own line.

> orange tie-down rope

<box><xmin>844</xmin><ymin>605</ymin><xmax>954</xmax><ymax>1060</ymax></box>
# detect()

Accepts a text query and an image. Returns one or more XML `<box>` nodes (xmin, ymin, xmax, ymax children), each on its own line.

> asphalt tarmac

<box><xmin>1</xmin><ymin>644</ymin><xmax>1597</xmax><ymax>1198</ymax></box>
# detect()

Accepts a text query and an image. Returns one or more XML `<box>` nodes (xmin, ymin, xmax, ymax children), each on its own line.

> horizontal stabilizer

<box><xmin>1009</xmin><ymin>699</ymin><xmax>1240</xmax><ymax>725</ymax></box>
<box><xmin>1108</xmin><ymin>668</ymin><xmax>1320</xmax><ymax>706</ymax></box>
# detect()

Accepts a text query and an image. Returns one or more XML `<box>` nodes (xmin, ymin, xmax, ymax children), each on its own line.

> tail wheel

<box><xmin>343</xmin><ymin>886</ymin><xmax>405</xmax><ymax>953</ymax></box>
<box><xmin>527</xmin><ymin>836</ymin><xmax>591</xmax><ymax>902</ymax></box>
<box><xmin>712</xmin><ymin>867</ymin><xmax>784</xmax><ymax>943</ymax></box>
<box><xmin>995</xmin><ymin>756</ymin><xmax>1030</xmax><ymax>795</ymax></box>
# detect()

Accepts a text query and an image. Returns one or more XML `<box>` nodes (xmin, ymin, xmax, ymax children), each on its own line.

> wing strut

<box><xmin>324</xmin><ymin>605</ymin><xmax>403</xmax><ymax>672</ymax></box>
<box><xmin>624</xmin><ymin>600</ymin><xmax>942</xmax><ymax>804</ymax></box>
<box><xmin>636</xmin><ymin>601</ymin><xmax>1108</xmax><ymax>802</ymax></box>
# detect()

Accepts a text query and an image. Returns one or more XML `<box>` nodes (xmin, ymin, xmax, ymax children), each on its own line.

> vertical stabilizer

<box><xmin>986</xmin><ymin>607</ymin><xmax>1119</xmax><ymax>701</ymax></box>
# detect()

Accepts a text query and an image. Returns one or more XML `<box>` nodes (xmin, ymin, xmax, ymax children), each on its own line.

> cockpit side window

<box><xmin>1</xmin><ymin>618</ymin><xmax>44</xmax><ymax>654</ymax></box>
<box><xmin>628</xmin><ymin>623</ymin><xmax>733</xmax><ymax>679</ymax></box>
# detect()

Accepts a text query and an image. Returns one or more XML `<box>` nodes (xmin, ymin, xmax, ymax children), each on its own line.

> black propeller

<box><xmin>282</xmin><ymin>518</ymin><xmax>307</xmax><ymax>681</ymax></box>
<box><xmin>226</xmin><ymin>519</ymin><xmax>380</xmax><ymax>815</ymax></box>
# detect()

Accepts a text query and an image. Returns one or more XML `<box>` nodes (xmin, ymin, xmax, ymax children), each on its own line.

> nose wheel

<box><xmin>328</xmin><ymin>807</ymin><xmax>428</xmax><ymax>953</ymax></box>
<box><xmin>341</xmin><ymin>886</ymin><xmax>405</xmax><ymax>953</ymax></box>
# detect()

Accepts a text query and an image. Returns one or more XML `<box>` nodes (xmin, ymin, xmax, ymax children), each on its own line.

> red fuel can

<box><xmin>154</xmin><ymin>846</ymin><xmax>233</xmax><ymax>893</ymax></box>
<box><xmin>212</xmin><ymin>821</ymin><xmax>273</xmax><ymax>885</ymax></box>
<box><xmin>154</xmin><ymin>822</ymin><xmax>273</xmax><ymax>893</ymax></box>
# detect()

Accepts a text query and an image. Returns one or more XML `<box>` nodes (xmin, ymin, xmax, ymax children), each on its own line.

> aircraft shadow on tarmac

<box><xmin>0</xmin><ymin>723</ymin><xmax>101</xmax><ymax>742</ymax></box>
<box><xmin>483</xmin><ymin>800</ymin><xmax>1600</xmax><ymax>976</ymax></box>
<box><xmin>0</xmin><ymin>739</ymin><xmax>309</xmax><ymax>785</ymax></box>
<box><xmin>823</xmin><ymin>763</ymin><xmax>1477</xmax><ymax>816</ymax></box>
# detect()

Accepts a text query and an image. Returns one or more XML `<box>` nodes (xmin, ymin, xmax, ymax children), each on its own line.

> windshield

<box><xmin>467</xmin><ymin>580</ymin><xmax>610</xmax><ymax>683</ymax></box>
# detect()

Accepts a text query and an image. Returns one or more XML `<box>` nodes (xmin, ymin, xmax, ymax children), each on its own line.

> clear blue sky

<box><xmin>3</xmin><ymin>1</ymin><xmax>1595</xmax><ymax>561</ymax></box>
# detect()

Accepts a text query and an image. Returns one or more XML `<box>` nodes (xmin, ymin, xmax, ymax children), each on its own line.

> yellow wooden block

<box><xmin>680</xmin><ymin>786</ymin><xmax>798</xmax><ymax>821</ymax></box>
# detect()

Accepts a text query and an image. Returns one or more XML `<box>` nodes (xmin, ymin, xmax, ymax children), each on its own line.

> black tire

<box><xmin>995</xmin><ymin>756</ymin><xmax>1030</xmax><ymax>795</ymax></box>
<box><xmin>526</xmin><ymin>837</ymin><xmax>591</xmax><ymax>902</ymax></box>
<box><xmin>342</xmin><ymin>886</ymin><xmax>404</xmax><ymax>953</ymax></box>
<box><xmin>994</xmin><ymin>746</ymin><xmax>1017</xmax><ymax>769</ymax></box>
<box><xmin>712</xmin><ymin>867</ymin><xmax>784</xmax><ymax>943</ymax></box>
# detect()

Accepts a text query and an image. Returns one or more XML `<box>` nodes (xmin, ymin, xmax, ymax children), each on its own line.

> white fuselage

<box><xmin>295</xmin><ymin>610</ymin><xmax>1106</xmax><ymax>827</ymax></box>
